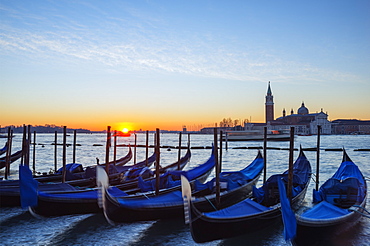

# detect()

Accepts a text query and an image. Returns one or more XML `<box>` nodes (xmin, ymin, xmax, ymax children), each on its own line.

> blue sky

<box><xmin>1</xmin><ymin>0</ymin><xmax>369</xmax><ymax>131</ymax></box>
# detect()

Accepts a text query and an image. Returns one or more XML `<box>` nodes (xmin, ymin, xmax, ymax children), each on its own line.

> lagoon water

<box><xmin>1</xmin><ymin>133</ymin><xmax>369</xmax><ymax>245</ymax></box>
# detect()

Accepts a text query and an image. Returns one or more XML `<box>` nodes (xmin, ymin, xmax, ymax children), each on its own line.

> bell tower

<box><xmin>265</xmin><ymin>81</ymin><xmax>274</xmax><ymax>123</ymax></box>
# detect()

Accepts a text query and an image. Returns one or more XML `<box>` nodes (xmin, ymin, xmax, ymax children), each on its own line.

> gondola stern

<box><xmin>181</xmin><ymin>175</ymin><xmax>192</xmax><ymax>224</ymax></box>
<box><xmin>342</xmin><ymin>148</ymin><xmax>353</xmax><ymax>163</ymax></box>
<box><xmin>256</xmin><ymin>149</ymin><xmax>263</xmax><ymax>160</ymax></box>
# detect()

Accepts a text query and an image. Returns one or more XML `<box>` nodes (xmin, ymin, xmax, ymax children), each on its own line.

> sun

<box><xmin>122</xmin><ymin>127</ymin><xmax>129</xmax><ymax>133</ymax></box>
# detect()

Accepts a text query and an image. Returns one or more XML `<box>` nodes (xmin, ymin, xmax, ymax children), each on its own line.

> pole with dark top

<box><xmin>263</xmin><ymin>127</ymin><xmax>267</xmax><ymax>183</ymax></box>
<box><xmin>145</xmin><ymin>130</ymin><xmax>149</xmax><ymax>167</ymax></box>
<box><xmin>8</xmin><ymin>129</ymin><xmax>13</xmax><ymax>176</ymax></box>
<box><xmin>33</xmin><ymin>131</ymin><xmax>36</xmax><ymax>174</ymax></box>
<box><xmin>217</xmin><ymin>130</ymin><xmax>223</xmax><ymax>206</ymax></box>
<box><xmin>113</xmin><ymin>130</ymin><xmax>117</xmax><ymax>165</ymax></box>
<box><xmin>73</xmin><ymin>130</ymin><xmax>77</xmax><ymax>163</ymax></box>
<box><xmin>177</xmin><ymin>132</ymin><xmax>182</xmax><ymax>170</ymax></box>
<box><xmin>155</xmin><ymin>128</ymin><xmax>160</xmax><ymax>195</ymax></box>
<box><xmin>5</xmin><ymin>127</ymin><xmax>11</xmax><ymax>179</ymax></box>
<box><xmin>62</xmin><ymin>126</ymin><xmax>67</xmax><ymax>183</ymax></box>
<box><xmin>225</xmin><ymin>132</ymin><xmax>228</xmax><ymax>151</ymax></box>
<box><xmin>27</xmin><ymin>125</ymin><xmax>31</xmax><ymax>166</ymax></box>
<box><xmin>134</xmin><ymin>133</ymin><xmax>137</xmax><ymax>164</ymax></box>
<box><xmin>21</xmin><ymin>125</ymin><xmax>26</xmax><ymax>165</ymax></box>
<box><xmin>213</xmin><ymin>128</ymin><xmax>220</xmax><ymax>207</ymax></box>
<box><xmin>105</xmin><ymin>126</ymin><xmax>111</xmax><ymax>174</ymax></box>
<box><xmin>316</xmin><ymin>125</ymin><xmax>321</xmax><ymax>191</ymax></box>
<box><xmin>287</xmin><ymin>127</ymin><xmax>295</xmax><ymax>201</ymax></box>
<box><xmin>54</xmin><ymin>131</ymin><xmax>57</xmax><ymax>172</ymax></box>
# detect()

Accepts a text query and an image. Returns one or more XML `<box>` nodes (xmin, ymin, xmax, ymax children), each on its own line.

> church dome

<box><xmin>297</xmin><ymin>102</ymin><xmax>309</xmax><ymax>115</ymax></box>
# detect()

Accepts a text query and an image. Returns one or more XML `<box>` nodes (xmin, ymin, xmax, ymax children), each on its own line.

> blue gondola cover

<box><xmin>19</xmin><ymin>165</ymin><xmax>38</xmax><ymax>209</ymax></box>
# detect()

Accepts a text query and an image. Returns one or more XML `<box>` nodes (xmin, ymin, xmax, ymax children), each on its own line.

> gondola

<box><xmin>0</xmin><ymin>149</ymin><xmax>153</xmax><ymax>207</ymax></box>
<box><xmin>25</xmin><ymin>149</ymin><xmax>191</xmax><ymax>216</ymax></box>
<box><xmin>0</xmin><ymin>150</ymin><xmax>23</xmax><ymax>169</ymax></box>
<box><xmin>103</xmin><ymin>150</ymin><xmax>264</xmax><ymax>223</ymax></box>
<box><xmin>0</xmin><ymin>146</ymin><xmax>132</xmax><ymax>185</ymax></box>
<box><xmin>111</xmin><ymin>147</ymin><xmax>192</xmax><ymax>191</ymax></box>
<box><xmin>0</xmin><ymin>146</ymin><xmax>134</xmax><ymax>188</ymax></box>
<box><xmin>113</xmin><ymin>146</ymin><xmax>133</xmax><ymax>166</ymax></box>
<box><xmin>293</xmin><ymin>149</ymin><xmax>368</xmax><ymax>245</ymax></box>
<box><xmin>183</xmin><ymin>148</ymin><xmax>312</xmax><ymax>243</ymax></box>
<box><xmin>0</xmin><ymin>142</ymin><xmax>8</xmax><ymax>155</ymax></box>
<box><xmin>32</xmin><ymin>146</ymin><xmax>133</xmax><ymax>183</ymax></box>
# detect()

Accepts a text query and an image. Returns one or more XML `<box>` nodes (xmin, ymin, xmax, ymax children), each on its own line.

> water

<box><xmin>1</xmin><ymin>133</ymin><xmax>369</xmax><ymax>245</ymax></box>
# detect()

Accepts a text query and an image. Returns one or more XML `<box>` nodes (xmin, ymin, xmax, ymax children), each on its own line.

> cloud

<box><xmin>0</xmin><ymin>2</ymin><xmax>364</xmax><ymax>86</ymax></box>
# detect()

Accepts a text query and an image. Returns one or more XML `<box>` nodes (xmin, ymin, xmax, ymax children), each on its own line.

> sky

<box><xmin>1</xmin><ymin>0</ymin><xmax>369</xmax><ymax>131</ymax></box>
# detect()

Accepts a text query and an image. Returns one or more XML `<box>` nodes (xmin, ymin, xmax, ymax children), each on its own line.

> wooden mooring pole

<box><xmin>21</xmin><ymin>125</ymin><xmax>26</xmax><ymax>165</ymax></box>
<box><xmin>263</xmin><ymin>127</ymin><xmax>267</xmax><ymax>183</ymax></box>
<box><xmin>105</xmin><ymin>126</ymin><xmax>111</xmax><ymax>174</ymax></box>
<box><xmin>225</xmin><ymin>132</ymin><xmax>228</xmax><ymax>151</ymax></box>
<box><xmin>27</xmin><ymin>125</ymin><xmax>31</xmax><ymax>165</ymax></box>
<box><xmin>177</xmin><ymin>132</ymin><xmax>182</xmax><ymax>170</ymax></box>
<box><xmin>218</xmin><ymin>131</ymin><xmax>223</xmax><ymax>206</ymax></box>
<box><xmin>214</xmin><ymin>128</ymin><xmax>220</xmax><ymax>207</ymax></box>
<box><xmin>54</xmin><ymin>131</ymin><xmax>58</xmax><ymax>172</ymax></box>
<box><xmin>145</xmin><ymin>130</ymin><xmax>149</xmax><ymax>166</ymax></box>
<box><xmin>287</xmin><ymin>127</ymin><xmax>295</xmax><ymax>201</ymax></box>
<box><xmin>32</xmin><ymin>131</ymin><xmax>36</xmax><ymax>174</ymax></box>
<box><xmin>134</xmin><ymin>133</ymin><xmax>137</xmax><ymax>164</ymax></box>
<box><xmin>316</xmin><ymin>125</ymin><xmax>321</xmax><ymax>191</ymax></box>
<box><xmin>155</xmin><ymin>128</ymin><xmax>160</xmax><ymax>195</ymax></box>
<box><xmin>5</xmin><ymin>127</ymin><xmax>12</xmax><ymax>179</ymax></box>
<box><xmin>73</xmin><ymin>130</ymin><xmax>77</xmax><ymax>163</ymax></box>
<box><xmin>113</xmin><ymin>130</ymin><xmax>117</xmax><ymax>165</ymax></box>
<box><xmin>62</xmin><ymin>126</ymin><xmax>67</xmax><ymax>183</ymax></box>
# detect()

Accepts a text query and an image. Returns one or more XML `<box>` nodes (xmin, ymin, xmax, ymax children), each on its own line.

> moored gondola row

<box><xmin>0</xmin><ymin>127</ymin><xmax>368</xmax><ymax>245</ymax></box>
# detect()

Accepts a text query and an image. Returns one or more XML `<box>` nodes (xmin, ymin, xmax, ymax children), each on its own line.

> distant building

<box><xmin>331</xmin><ymin>119</ymin><xmax>370</xmax><ymax>134</ymax></box>
<box><xmin>200</xmin><ymin>82</ymin><xmax>369</xmax><ymax>135</ymax></box>
<box><xmin>265</xmin><ymin>81</ymin><xmax>274</xmax><ymax>123</ymax></box>
<box><xmin>200</xmin><ymin>127</ymin><xmax>232</xmax><ymax>134</ymax></box>
<box><xmin>272</xmin><ymin>102</ymin><xmax>332</xmax><ymax>135</ymax></box>
<box><xmin>262</xmin><ymin>83</ymin><xmax>331</xmax><ymax>135</ymax></box>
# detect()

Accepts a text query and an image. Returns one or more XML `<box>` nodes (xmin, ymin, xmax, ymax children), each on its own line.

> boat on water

<box><xmin>223</xmin><ymin>129</ymin><xmax>290</xmax><ymax>141</ymax></box>
<box><xmin>106</xmin><ymin>147</ymin><xmax>191</xmax><ymax>191</ymax></box>
<box><xmin>0</xmin><ymin>150</ymin><xmax>23</xmax><ymax>169</ymax></box>
<box><xmin>102</xmin><ymin>150</ymin><xmax>264</xmax><ymax>223</ymax></box>
<box><xmin>0</xmin><ymin>148</ymin><xmax>150</xmax><ymax>207</ymax></box>
<box><xmin>293</xmin><ymin>149</ymin><xmax>368</xmax><ymax>245</ymax></box>
<box><xmin>32</xmin><ymin>146</ymin><xmax>133</xmax><ymax>184</ymax></box>
<box><xmin>0</xmin><ymin>142</ymin><xmax>8</xmax><ymax>155</ymax></box>
<box><xmin>22</xmin><ymin>149</ymin><xmax>191</xmax><ymax>216</ymax></box>
<box><xmin>183</xmin><ymin>148</ymin><xmax>311</xmax><ymax>243</ymax></box>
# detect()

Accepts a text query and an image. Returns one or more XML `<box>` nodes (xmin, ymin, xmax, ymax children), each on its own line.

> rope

<box><xmin>205</xmin><ymin>196</ymin><xmax>218</xmax><ymax>211</ymax></box>
<box><xmin>352</xmin><ymin>205</ymin><xmax>370</xmax><ymax>214</ymax></box>
<box><xmin>311</xmin><ymin>176</ymin><xmax>317</xmax><ymax>184</ymax></box>
<box><xmin>349</xmin><ymin>205</ymin><xmax>370</xmax><ymax>219</ymax></box>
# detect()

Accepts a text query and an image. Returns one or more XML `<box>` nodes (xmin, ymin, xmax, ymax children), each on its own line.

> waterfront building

<box><xmin>272</xmin><ymin>102</ymin><xmax>332</xmax><ymax>135</ymax></box>
<box><xmin>200</xmin><ymin>82</ymin><xmax>369</xmax><ymax>135</ymax></box>
<box><xmin>331</xmin><ymin>119</ymin><xmax>370</xmax><ymax>134</ymax></box>
<box><xmin>262</xmin><ymin>83</ymin><xmax>331</xmax><ymax>134</ymax></box>
<box><xmin>265</xmin><ymin>81</ymin><xmax>274</xmax><ymax>123</ymax></box>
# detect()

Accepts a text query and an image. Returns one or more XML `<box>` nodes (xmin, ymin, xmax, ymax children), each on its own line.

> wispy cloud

<box><xmin>0</xmin><ymin>1</ymin><xmax>364</xmax><ymax>85</ymax></box>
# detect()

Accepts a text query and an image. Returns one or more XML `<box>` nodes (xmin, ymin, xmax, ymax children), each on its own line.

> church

<box><xmin>246</xmin><ymin>82</ymin><xmax>332</xmax><ymax>135</ymax></box>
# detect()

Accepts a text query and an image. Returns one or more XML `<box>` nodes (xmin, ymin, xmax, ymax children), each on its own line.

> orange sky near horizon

<box><xmin>2</xmin><ymin>84</ymin><xmax>370</xmax><ymax>132</ymax></box>
<box><xmin>2</xmin><ymin>104</ymin><xmax>370</xmax><ymax>132</ymax></box>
